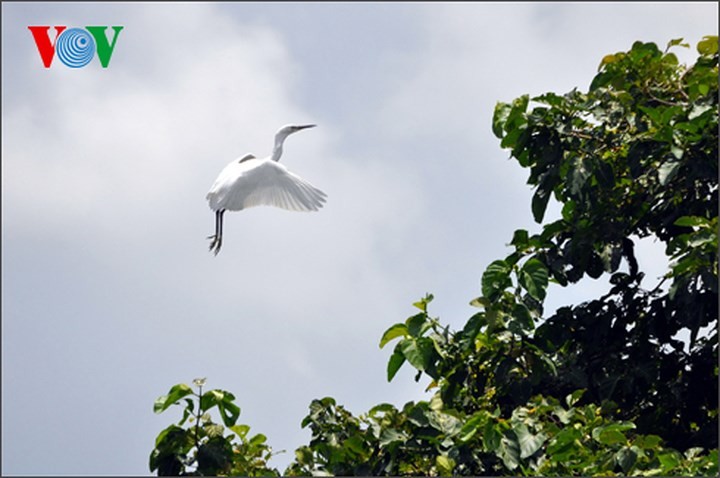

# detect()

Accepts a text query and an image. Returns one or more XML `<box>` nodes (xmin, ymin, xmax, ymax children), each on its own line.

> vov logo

<box><xmin>28</xmin><ymin>26</ymin><xmax>124</xmax><ymax>68</ymax></box>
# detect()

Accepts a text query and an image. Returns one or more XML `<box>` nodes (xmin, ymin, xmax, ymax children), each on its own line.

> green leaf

<box><xmin>533</xmin><ymin>92</ymin><xmax>565</xmax><ymax>107</ymax></box>
<box><xmin>635</xmin><ymin>434</ymin><xmax>662</xmax><ymax>449</ymax></box>
<box><xmin>498</xmin><ymin>431</ymin><xmax>521</xmax><ymax>470</ymax></box>
<box><xmin>379</xmin><ymin>428</ymin><xmax>407</xmax><ymax>446</ymax></box>
<box><xmin>540</xmin><ymin>219</ymin><xmax>568</xmax><ymax>242</ymax></box>
<box><xmin>511</xmin><ymin>302</ymin><xmax>534</xmax><ymax>331</ymax></box>
<box><xmin>687</xmin><ymin>229</ymin><xmax>716</xmax><ymax>247</ymax></box>
<box><xmin>670</xmin><ymin>146</ymin><xmax>683</xmax><ymax>161</ymax></box>
<box><xmin>482</xmin><ymin>260</ymin><xmax>512</xmax><ymax>300</ymax></box>
<box><xmin>294</xmin><ymin>446</ymin><xmax>314</xmax><ymax>466</ymax></box>
<box><xmin>500</xmin><ymin>96</ymin><xmax>530</xmax><ymax>149</ymax></box>
<box><xmin>459</xmin><ymin>412</ymin><xmax>487</xmax><ymax>442</ymax></box>
<box><xmin>531</xmin><ymin>186</ymin><xmax>552</xmax><ymax>223</ymax></box>
<box><xmin>475</xmin><ymin>331</ymin><xmax>490</xmax><ymax>351</ymax></box>
<box><xmin>697</xmin><ymin>35</ymin><xmax>718</xmax><ymax>56</ymax></box>
<box><xmin>565</xmin><ymin>389</ymin><xmax>585</xmax><ymax>407</ymax></box>
<box><xmin>600</xmin><ymin>242</ymin><xmax>622</xmax><ymax>272</ymax></box>
<box><xmin>201</xmin><ymin>390</ymin><xmax>241</xmax><ymax>427</ymax></box>
<box><xmin>658</xmin><ymin>159</ymin><xmax>681</xmax><ymax>185</ymax></box>
<box><xmin>387</xmin><ymin>349</ymin><xmax>406</xmax><ymax>382</ymax></box>
<box><xmin>661</xmin><ymin>105</ymin><xmax>683</xmax><ymax>124</ymax></box>
<box><xmin>658</xmin><ymin>451</ymin><xmax>681</xmax><ymax>470</ymax></box>
<box><xmin>592</xmin><ymin>422</ymin><xmax>635</xmax><ymax>445</ymax></box>
<box><xmin>343</xmin><ymin>435</ymin><xmax>367</xmax><ymax>456</ymax></box>
<box><xmin>483</xmin><ymin>420</ymin><xmax>503</xmax><ymax>453</ymax></box>
<box><xmin>204</xmin><ymin>423</ymin><xmax>224</xmax><ymax>438</ymax></box>
<box><xmin>249</xmin><ymin>433</ymin><xmax>267</xmax><ymax>447</ymax></box>
<box><xmin>519</xmin><ymin>258</ymin><xmax>549</xmax><ymax>301</ymax></box>
<box><xmin>684</xmin><ymin>447</ymin><xmax>705</xmax><ymax>459</ymax></box>
<box><xmin>369</xmin><ymin>403</ymin><xmax>396</xmax><ymax>415</ymax></box>
<box><xmin>218</xmin><ymin>402</ymin><xmax>240</xmax><ymax>428</ymax></box>
<box><xmin>688</xmin><ymin>103</ymin><xmax>713</xmax><ymax>120</ymax></box>
<box><xmin>429</xmin><ymin>410</ymin><xmax>462</xmax><ymax>436</ymax></box>
<box><xmin>599</xmin><ymin>53</ymin><xmax>618</xmax><ymax>69</ymax></box>
<box><xmin>674</xmin><ymin>216</ymin><xmax>709</xmax><ymax>228</ymax></box>
<box><xmin>462</xmin><ymin>312</ymin><xmax>485</xmax><ymax>340</ymax></box>
<box><xmin>469</xmin><ymin>296</ymin><xmax>490</xmax><ymax>308</ymax></box>
<box><xmin>230</xmin><ymin>424</ymin><xmax>250</xmax><ymax>439</ymax></box>
<box><xmin>154</xmin><ymin>423</ymin><xmax>190</xmax><ymax>450</ymax></box>
<box><xmin>511</xmin><ymin>229</ymin><xmax>529</xmax><ymax>248</ymax></box>
<box><xmin>530</xmin><ymin>345</ymin><xmax>558</xmax><ymax>376</ymax></box>
<box><xmin>400</xmin><ymin>337</ymin><xmax>435</xmax><ymax>372</ymax></box>
<box><xmin>547</xmin><ymin>427</ymin><xmax>581</xmax><ymax>461</ymax></box>
<box><xmin>436</xmin><ymin>455</ymin><xmax>455</xmax><ymax>476</ymax></box>
<box><xmin>706</xmin><ymin>450</ymin><xmax>719</xmax><ymax>475</ymax></box>
<box><xmin>672</xmin><ymin>256</ymin><xmax>699</xmax><ymax>276</ymax></box>
<box><xmin>412</xmin><ymin>293</ymin><xmax>434</xmax><ymax>312</ymax></box>
<box><xmin>514</xmin><ymin>422</ymin><xmax>547</xmax><ymax>459</ymax></box>
<box><xmin>561</xmin><ymin>200</ymin><xmax>576</xmax><ymax>221</ymax></box>
<box><xmin>615</xmin><ymin>446</ymin><xmax>638</xmax><ymax>473</ymax></box>
<box><xmin>553</xmin><ymin>407</ymin><xmax>573</xmax><ymax>425</ymax></box>
<box><xmin>569</xmin><ymin>156</ymin><xmax>592</xmax><ymax>195</ymax></box>
<box><xmin>379</xmin><ymin>323</ymin><xmax>409</xmax><ymax>348</ymax></box>
<box><xmin>666</xmin><ymin>38</ymin><xmax>689</xmax><ymax>50</ymax></box>
<box><xmin>639</xmin><ymin>105</ymin><xmax>663</xmax><ymax>124</ymax></box>
<box><xmin>406</xmin><ymin>313</ymin><xmax>428</xmax><ymax>337</ymax></box>
<box><xmin>493</xmin><ymin>102</ymin><xmax>512</xmax><ymax>139</ymax></box>
<box><xmin>154</xmin><ymin>383</ymin><xmax>194</xmax><ymax>414</ymax></box>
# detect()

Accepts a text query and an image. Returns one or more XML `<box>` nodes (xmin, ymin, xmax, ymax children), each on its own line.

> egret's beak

<box><xmin>296</xmin><ymin>124</ymin><xmax>316</xmax><ymax>130</ymax></box>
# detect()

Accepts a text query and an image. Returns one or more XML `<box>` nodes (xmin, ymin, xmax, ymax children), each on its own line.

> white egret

<box><xmin>206</xmin><ymin>124</ymin><xmax>326</xmax><ymax>255</ymax></box>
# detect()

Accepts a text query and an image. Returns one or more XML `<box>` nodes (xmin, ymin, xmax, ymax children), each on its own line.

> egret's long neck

<box><xmin>270</xmin><ymin>133</ymin><xmax>288</xmax><ymax>162</ymax></box>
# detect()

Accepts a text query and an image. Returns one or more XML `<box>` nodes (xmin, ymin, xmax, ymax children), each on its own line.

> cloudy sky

<box><xmin>2</xmin><ymin>2</ymin><xmax>717</xmax><ymax>475</ymax></box>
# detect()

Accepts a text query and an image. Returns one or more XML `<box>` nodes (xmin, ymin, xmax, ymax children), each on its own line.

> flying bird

<box><xmin>206</xmin><ymin>124</ymin><xmax>326</xmax><ymax>255</ymax></box>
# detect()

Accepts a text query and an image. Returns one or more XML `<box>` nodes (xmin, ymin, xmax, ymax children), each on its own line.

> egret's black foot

<box><xmin>207</xmin><ymin>235</ymin><xmax>222</xmax><ymax>256</ymax></box>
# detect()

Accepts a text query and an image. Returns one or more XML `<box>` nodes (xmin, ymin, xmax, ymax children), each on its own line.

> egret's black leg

<box><xmin>218</xmin><ymin>209</ymin><xmax>224</xmax><ymax>240</ymax></box>
<box><xmin>207</xmin><ymin>209</ymin><xmax>225</xmax><ymax>255</ymax></box>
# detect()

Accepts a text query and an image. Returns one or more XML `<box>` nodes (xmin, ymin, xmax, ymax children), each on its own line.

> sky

<box><xmin>2</xmin><ymin>2</ymin><xmax>717</xmax><ymax>475</ymax></box>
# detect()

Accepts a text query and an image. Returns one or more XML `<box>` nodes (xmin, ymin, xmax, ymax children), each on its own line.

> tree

<box><xmin>152</xmin><ymin>36</ymin><xmax>718</xmax><ymax>476</ymax></box>
<box><xmin>488</xmin><ymin>35</ymin><xmax>718</xmax><ymax>450</ymax></box>
<box><xmin>150</xmin><ymin>378</ymin><xmax>280</xmax><ymax>476</ymax></box>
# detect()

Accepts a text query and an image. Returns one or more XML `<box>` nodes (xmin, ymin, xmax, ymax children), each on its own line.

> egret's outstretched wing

<box><xmin>207</xmin><ymin>158</ymin><xmax>327</xmax><ymax>212</ymax></box>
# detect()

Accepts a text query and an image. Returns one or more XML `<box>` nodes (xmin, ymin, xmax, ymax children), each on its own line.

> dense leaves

<box><xmin>283</xmin><ymin>385</ymin><xmax>717</xmax><ymax>476</ymax></box>
<box><xmin>490</xmin><ymin>36</ymin><xmax>719</xmax><ymax>452</ymax></box>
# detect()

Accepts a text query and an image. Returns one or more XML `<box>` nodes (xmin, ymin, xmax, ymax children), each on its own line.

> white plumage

<box><xmin>207</xmin><ymin>155</ymin><xmax>326</xmax><ymax>212</ymax></box>
<box><xmin>206</xmin><ymin>124</ymin><xmax>326</xmax><ymax>255</ymax></box>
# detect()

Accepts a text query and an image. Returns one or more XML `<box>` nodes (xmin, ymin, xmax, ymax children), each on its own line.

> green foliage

<box><xmin>283</xmin><ymin>378</ymin><xmax>718</xmax><ymax>475</ymax></box>
<box><xmin>152</xmin><ymin>37</ymin><xmax>718</xmax><ymax>476</ymax></box>
<box><xmin>490</xmin><ymin>36</ymin><xmax>718</xmax><ymax>451</ymax></box>
<box><xmin>285</xmin><ymin>395</ymin><xmax>498</xmax><ymax>476</ymax></box>
<box><xmin>150</xmin><ymin>378</ymin><xmax>280</xmax><ymax>476</ymax></box>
